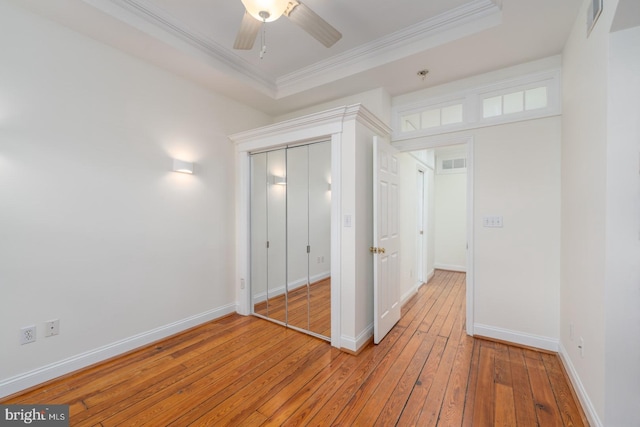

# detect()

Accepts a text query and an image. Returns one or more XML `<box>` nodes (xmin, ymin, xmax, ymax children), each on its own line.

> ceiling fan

<box><xmin>233</xmin><ymin>0</ymin><xmax>342</xmax><ymax>53</ymax></box>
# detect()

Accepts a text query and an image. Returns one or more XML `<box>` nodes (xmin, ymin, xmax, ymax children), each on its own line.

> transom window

<box><xmin>482</xmin><ymin>86</ymin><xmax>548</xmax><ymax>118</ymax></box>
<box><xmin>392</xmin><ymin>68</ymin><xmax>560</xmax><ymax>141</ymax></box>
<box><xmin>400</xmin><ymin>103</ymin><xmax>463</xmax><ymax>133</ymax></box>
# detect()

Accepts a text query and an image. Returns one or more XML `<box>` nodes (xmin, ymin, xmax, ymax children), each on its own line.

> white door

<box><xmin>373</xmin><ymin>137</ymin><xmax>401</xmax><ymax>344</ymax></box>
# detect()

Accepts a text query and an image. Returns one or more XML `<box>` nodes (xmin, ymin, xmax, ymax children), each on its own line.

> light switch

<box><xmin>483</xmin><ymin>215</ymin><xmax>503</xmax><ymax>228</ymax></box>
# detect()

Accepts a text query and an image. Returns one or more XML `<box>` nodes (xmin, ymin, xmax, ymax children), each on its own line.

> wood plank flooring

<box><xmin>254</xmin><ymin>277</ymin><xmax>331</xmax><ymax>338</ymax></box>
<box><xmin>1</xmin><ymin>270</ymin><xmax>587</xmax><ymax>426</ymax></box>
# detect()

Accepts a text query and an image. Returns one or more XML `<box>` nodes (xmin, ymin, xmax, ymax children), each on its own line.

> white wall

<box><xmin>434</xmin><ymin>148</ymin><xmax>467</xmax><ymax>272</ymax></box>
<box><xmin>560</xmin><ymin>0</ymin><xmax>616</xmax><ymax>421</ymax></box>
<box><xmin>0</xmin><ymin>1</ymin><xmax>271</xmax><ymax>396</ymax></box>
<box><xmin>604</xmin><ymin>23</ymin><xmax>640</xmax><ymax>427</ymax></box>
<box><xmin>353</xmin><ymin>123</ymin><xmax>377</xmax><ymax>343</ymax></box>
<box><xmin>472</xmin><ymin>118</ymin><xmax>561</xmax><ymax>343</ymax></box>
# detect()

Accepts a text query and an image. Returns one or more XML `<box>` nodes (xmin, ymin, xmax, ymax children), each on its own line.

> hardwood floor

<box><xmin>253</xmin><ymin>277</ymin><xmax>331</xmax><ymax>338</ymax></box>
<box><xmin>2</xmin><ymin>270</ymin><xmax>587</xmax><ymax>426</ymax></box>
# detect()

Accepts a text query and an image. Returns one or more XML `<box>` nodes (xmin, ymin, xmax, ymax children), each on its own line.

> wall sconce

<box><xmin>328</xmin><ymin>182</ymin><xmax>332</xmax><ymax>191</ymax></box>
<box><xmin>173</xmin><ymin>159</ymin><xmax>194</xmax><ymax>174</ymax></box>
<box><xmin>271</xmin><ymin>175</ymin><xmax>286</xmax><ymax>185</ymax></box>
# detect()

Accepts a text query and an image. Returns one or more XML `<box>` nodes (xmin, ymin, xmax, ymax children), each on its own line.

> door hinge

<box><xmin>307</xmin><ymin>245</ymin><xmax>311</xmax><ymax>254</ymax></box>
<box><xmin>266</xmin><ymin>241</ymin><xmax>270</xmax><ymax>249</ymax></box>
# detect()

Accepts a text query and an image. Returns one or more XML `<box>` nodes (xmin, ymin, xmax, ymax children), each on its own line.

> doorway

<box><xmin>395</xmin><ymin>138</ymin><xmax>473</xmax><ymax>336</ymax></box>
<box><xmin>433</xmin><ymin>144</ymin><xmax>468</xmax><ymax>274</ymax></box>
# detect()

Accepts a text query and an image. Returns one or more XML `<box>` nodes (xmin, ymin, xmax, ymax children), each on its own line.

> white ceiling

<box><xmin>14</xmin><ymin>0</ymin><xmax>583</xmax><ymax>116</ymax></box>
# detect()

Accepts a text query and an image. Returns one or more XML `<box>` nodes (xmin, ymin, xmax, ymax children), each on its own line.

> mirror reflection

<box><xmin>251</xmin><ymin>149</ymin><xmax>287</xmax><ymax>324</ymax></box>
<box><xmin>250</xmin><ymin>141</ymin><xmax>331</xmax><ymax>340</ymax></box>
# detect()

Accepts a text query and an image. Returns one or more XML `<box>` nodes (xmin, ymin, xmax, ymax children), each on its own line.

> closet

<box><xmin>250</xmin><ymin>141</ymin><xmax>331</xmax><ymax>340</ymax></box>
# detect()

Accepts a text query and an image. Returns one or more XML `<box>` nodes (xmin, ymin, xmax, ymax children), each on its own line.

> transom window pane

<box><xmin>421</xmin><ymin>109</ymin><xmax>441</xmax><ymax>129</ymax></box>
<box><xmin>401</xmin><ymin>113</ymin><xmax>420</xmax><ymax>132</ymax></box>
<box><xmin>525</xmin><ymin>87</ymin><xmax>548</xmax><ymax>110</ymax></box>
<box><xmin>441</xmin><ymin>104</ymin><xmax>463</xmax><ymax>125</ymax></box>
<box><xmin>483</xmin><ymin>96</ymin><xmax>502</xmax><ymax>118</ymax></box>
<box><xmin>503</xmin><ymin>91</ymin><xmax>524</xmax><ymax>114</ymax></box>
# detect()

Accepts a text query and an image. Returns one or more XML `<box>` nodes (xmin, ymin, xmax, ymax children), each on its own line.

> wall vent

<box><xmin>438</xmin><ymin>157</ymin><xmax>467</xmax><ymax>174</ymax></box>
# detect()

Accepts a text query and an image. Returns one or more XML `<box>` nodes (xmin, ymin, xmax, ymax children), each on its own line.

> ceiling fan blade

<box><xmin>285</xmin><ymin>1</ymin><xmax>342</xmax><ymax>48</ymax></box>
<box><xmin>233</xmin><ymin>11</ymin><xmax>261</xmax><ymax>50</ymax></box>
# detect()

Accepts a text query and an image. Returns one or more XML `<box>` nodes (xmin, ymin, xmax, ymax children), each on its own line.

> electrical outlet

<box><xmin>20</xmin><ymin>326</ymin><xmax>36</xmax><ymax>345</ymax></box>
<box><xmin>45</xmin><ymin>319</ymin><xmax>60</xmax><ymax>337</ymax></box>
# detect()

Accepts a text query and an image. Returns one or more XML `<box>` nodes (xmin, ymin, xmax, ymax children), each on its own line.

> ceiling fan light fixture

<box><xmin>241</xmin><ymin>0</ymin><xmax>290</xmax><ymax>22</ymax></box>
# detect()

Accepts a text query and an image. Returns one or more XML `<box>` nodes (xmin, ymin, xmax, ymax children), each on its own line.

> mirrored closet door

<box><xmin>250</xmin><ymin>141</ymin><xmax>331</xmax><ymax>340</ymax></box>
<box><xmin>250</xmin><ymin>149</ymin><xmax>287</xmax><ymax>324</ymax></box>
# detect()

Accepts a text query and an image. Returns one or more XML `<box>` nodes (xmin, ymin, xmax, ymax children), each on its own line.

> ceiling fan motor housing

<box><xmin>241</xmin><ymin>0</ymin><xmax>290</xmax><ymax>22</ymax></box>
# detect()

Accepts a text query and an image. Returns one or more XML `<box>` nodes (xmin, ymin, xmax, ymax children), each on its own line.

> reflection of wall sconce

<box><xmin>173</xmin><ymin>159</ymin><xmax>194</xmax><ymax>174</ymax></box>
<box><xmin>271</xmin><ymin>175</ymin><xmax>286</xmax><ymax>185</ymax></box>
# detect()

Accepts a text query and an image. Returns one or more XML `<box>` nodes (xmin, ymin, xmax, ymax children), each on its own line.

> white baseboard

<box><xmin>0</xmin><ymin>304</ymin><xmax>236</xmax><ymax>399</ymax></box>
<box><xmin>401</xmin><ymin>281</ymin><xmax>424</xmax><ymax>304</ymax></box>
<box><xmin>341</xmin><ymin>323</ymin><xmax>373</xmax><ymax>353</ymax></box>
<box><xmin>426</xmin><ymin>269</ymin><xmax>435</xmax><ymax>282</ymax></box>
<box><xmin>252</xmin><ymin>272</ymin><xmax>331</xmax><ymax>304</ymax></box>
<box><xmin>473</xmin><ymin>323</ymin><xmax>558</xmax><ymax>352</ymax></box>
<box><xmin>558</xmin><ymin>342</ymin><xmax>603</xmax><ymax>427</ymax></box>
<box><xmin>434</xmin><ymin>263</ymin><xmax>466</xmax><ymax>273</ymax></box>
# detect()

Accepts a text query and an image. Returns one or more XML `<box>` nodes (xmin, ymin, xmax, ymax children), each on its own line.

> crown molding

<box><xmin>275</xmin><ymin>0</ymin><xmax>501</xmax><ymax>96</ymax></box>
<box><xmin>81</xmin><ymin>0</ymin><xmax>501</xmax><ymax>99</ymax></box>
<box><xmin>230</xmin><ymin>104</ymin><xmax>390</xmax><ymax>152</ymax></box>
<box><xmin>83</xmin><ymin>0</ymin><xmax>277</xmax><ymax>94</ymax></box>
<box><xmin>344</xmin><ymin>104</ymin><xmax>392</xmax><ymax>137</ymax></box>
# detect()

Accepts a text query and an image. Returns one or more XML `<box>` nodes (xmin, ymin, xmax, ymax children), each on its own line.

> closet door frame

<box><xmin>232</xmin><ymin>104</ymin><xmax>392</xmax><ymax>352</ymax></box>
<box><xmin>235</xmin><ymin>129</ymin><xmax>342</xmax><ymax>349</ymax></box>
